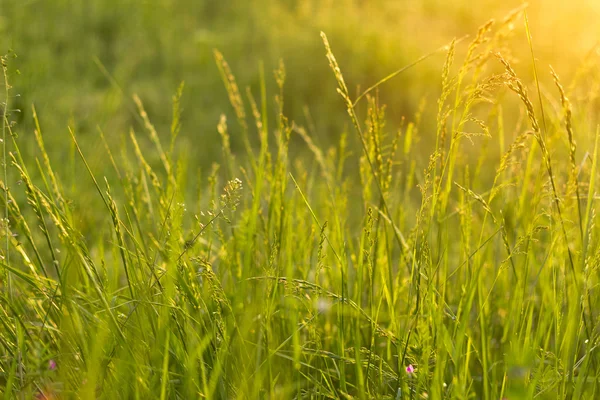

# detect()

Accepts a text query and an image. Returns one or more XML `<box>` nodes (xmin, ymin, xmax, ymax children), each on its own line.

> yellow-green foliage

<box><xmin>1</xmin><ymin>3</ymin><xmax>600</xmax><ymax>399</ymax></box>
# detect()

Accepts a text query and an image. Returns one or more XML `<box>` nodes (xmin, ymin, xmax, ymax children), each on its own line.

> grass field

<box><xmin>1</xmin><ymin>1</ymin><xmax>600</xmax><ymax>399</ymax></box>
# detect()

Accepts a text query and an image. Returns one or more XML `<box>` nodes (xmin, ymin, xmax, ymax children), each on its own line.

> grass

<box><xmin>1</xmin><ymin>5</ymin><xmax>600</xmax><ymax>399</ymax></box>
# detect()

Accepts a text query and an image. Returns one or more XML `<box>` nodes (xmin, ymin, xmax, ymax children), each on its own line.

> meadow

<box><xmin>1</xmin><ymin>1</ymin><xmax>600</xmax><ymax>399</ymax></box>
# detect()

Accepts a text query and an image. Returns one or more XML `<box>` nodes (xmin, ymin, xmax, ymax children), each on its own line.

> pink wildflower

<box><xmin>48</xmin><ymin>359</ymin><xmax>57</xmax><ymax>371</ymax></box>
<box><xmin>406</xmin><ymin>364</ymin><xmax>415</xmax><ymax>374</ymax></box>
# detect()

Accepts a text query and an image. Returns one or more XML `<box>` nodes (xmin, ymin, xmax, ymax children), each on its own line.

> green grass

<box><xmin>1</xmin><ymin>5</ymin><xmax>600</xmax><ymax>399</ymax></box>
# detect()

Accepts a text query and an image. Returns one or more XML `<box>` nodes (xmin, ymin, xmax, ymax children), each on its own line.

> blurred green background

<box><xmin>1</xmin><ymin>0</ymin><xmax>599</xmax><ymax>177</ymax></box>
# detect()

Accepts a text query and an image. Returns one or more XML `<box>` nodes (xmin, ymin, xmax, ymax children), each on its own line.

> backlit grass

<box><xmin>1</xmin><ymin>7</ymin><xmax>600</xmax><ymax>399</ymax></box>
